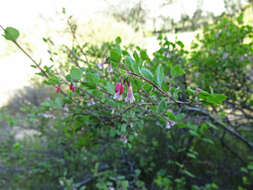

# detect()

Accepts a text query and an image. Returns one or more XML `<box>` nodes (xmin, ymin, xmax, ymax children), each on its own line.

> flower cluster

<box><xmin>113</xmin><ymin>79</ymin><xmax>135</xmax><ymax>103</ymax></box>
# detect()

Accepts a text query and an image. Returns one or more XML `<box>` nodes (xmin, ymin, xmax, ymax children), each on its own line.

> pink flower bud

<box><xmin>114</xmin><ymin>82</ymin><xmax>124</xmax><ymax>100</ymax></box>
<box><xmin>70</xmin><ymin>83</ymin><xmax>76</xmax><ymax>92</ymax></box>
<box><xmin>56</xmin><ymin>87</ymin><xmax>61</xmax><ymax>93</ymax></box>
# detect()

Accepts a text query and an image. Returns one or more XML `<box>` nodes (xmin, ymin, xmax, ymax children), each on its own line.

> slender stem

<box><xmin>121</xmin><ymin>102</ymin><xmax>156</xmax><ymax>114</ymax></box>
<box><xmin>0</xmin><ymin>24</ymin><xmax>5</xmax><ymax>31</ymax></box>
<box><xmin>127</xmin><ymin>71</ymin><xmax>190</xmax><ymax>105</ymax></box>
<box><xmin>0</xmin><ymin>24</ymin><xmax>48</xmax><ymax>78</ymax></box>
<box><xmin>13</xmin><ymin>41</ymin><xmax>49</xmax><ymax>78</ymax></box>
<box><xmin>186</xmin><ymin>106</ymin><xmax>253</xmax><ymax>151</ymax></box>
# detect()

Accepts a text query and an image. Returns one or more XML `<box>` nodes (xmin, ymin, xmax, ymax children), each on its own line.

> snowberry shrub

<box><xmin>1</xmin><ymin>16</ymin><xmax>253</xmax><ymax>189</ymax></box>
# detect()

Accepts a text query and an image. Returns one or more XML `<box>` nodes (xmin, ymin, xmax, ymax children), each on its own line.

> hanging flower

<box><xmin>210</xmin><ymin>49</ymin><xmax>215</xmax><ymax>54</ymax></box>
<box><xmin>87</xmin><ymin>98</ymin><xmax>95</xmax><ymax>106</ymax></box>
<box><xmin>107</xmin><ymin>64</ymin><xmax>113</xmax><ymax>73</ymax></box>
<box><xmin>120</xmin><ymin>135</ymin><xmax>128</xmax><ymax>143</ymax></box>
<box><xmin>69</xmin><ymin>83</ymin><xmax>76</xmax><ymax>92</ymax></box>
<box><xmin>222</xmin><ymin>52</ymin><xmax>229</xmax><ymax>59</ymax></box>
<box><xmin>165</xmin><ymin>52</ymin><xmax>171</xmax><ymax>58</ymax></box>
<box><xmin>98</xmin><ymin>60</ymin><xmax>105</xmax><ymax>69</ymax></box>
<box><xmin>56</xmin><ymin>87</ymin><xmax>61</xmax><ymax>93</ymax></box>
<box><xmin>125</xmin><ymin>82</ymin><xmax>135</xmax><ymax>103</ymax></box>
<box><xmin>114</xmin><ymin>82</ymin><xmax>124</xmax><ymax>100</ymax></box>
<box><xmin>166</xmin><ymin>120</ymin><xmax>176</xmax><ymax>129</ymax></box>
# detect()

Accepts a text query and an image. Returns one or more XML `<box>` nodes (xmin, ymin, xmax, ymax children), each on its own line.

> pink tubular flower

<box><xmin>69</xmin><ymin>83</ymin><xmax>76</xmax><ymax>92</ymax></box>
<box><xmin>125</xmin><ymin>83</ymin><xmax>135</xmax><ymax>103</ymax></box>
<box><xmin>56</xmin><ymin>87</ymin><xmax>61</xmax><ymax>93</ymax></box>
<box><xmin>114</xmin><ymin>82</ymin><xmax>124</xmax><ymax>100</ymax></box>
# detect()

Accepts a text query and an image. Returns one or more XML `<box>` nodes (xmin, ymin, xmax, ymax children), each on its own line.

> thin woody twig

<box><xmin>186</xmin><ymin>106</ymin><xmax>253</xmax><ymax>151</ymax></box>
<box><xmin>0</xmin><ymin>24</ymin><xmax>48</xmax><ymax>78</ymax></box>
<box><xmin>121</xmin><ymin>102</ymin><xmax>155</xmax><ymax>114</ymax></box>
<box><xmin>127</xmin><ymin>71</ymin><xmax>190</xmax><ymax>105</ymax></box>
<box><xmin>13</xmin><ymin>41</ymin><xmax>49</xmax><ymax>78</ymax></box>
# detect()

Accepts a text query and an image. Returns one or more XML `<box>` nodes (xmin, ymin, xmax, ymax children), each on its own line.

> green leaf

<box><xmin>157</xmin><ymin>99</ymin><xmax>166</xmax><ymax>113</ymax></box>
<box><xmin>115</xmin><ymin>36</ymin><xmax>122</xmax><ymax>44</ymax></box>
<box><xmin>43</xmin><ymin>76</ymin><xmax>60</xmax><ymax>85</ymax></box>
<box><xmin>203</xmin><ymin>138</ymin><xmax>214</xmax><ymax>145</ymax></box>
<box><xmin>175</xmin><ymin>162</ymin><xmax>184</xmax><ymax>168</ymax></box>
<box><xmin>208</xmin><ymin>94</ymin><xmax>227</xmax><ymax>104</ymax></box>
<box><xmin>187</xmin><ymin>153</ymin><xmax>197</xmax><ymax>159</ymax></box>
<box><xmin>186</xmin><ymin>87</ymin><xmax>196</xmax><ymax>96</ymax></box>
<box><xmin>83</xmin><ymin>71</ymin><xmax>99</xmax><ymax>89</ymax></box>
<box><xmin>183</xmin><ymin>170</ymin><xmax>196</xmax><ymax>178</ymax></box>
<box><xmin>70</xmin><ymin>66</ymin><xmax>82</xmax><ymax>81</ymax></box>
<box><xmin>143</xmin><ymin>83</ymin><xmax>152</xmax><ymax>91</ymax></box>
<box><xmin>121</xmin><ymin>124</ymin><xmax>127</xmax><ymax>133</ymax></box>
<box><xmin>105</xmin><ymin>82</ymin><xmax>114</xmax><ymax>94</ymax></box>
<box><xmin>3</xmin><ymin>27</ymin><xmax>20</xmax><ymax>41</ymax></box>
<box><xmin>175</xmin><ymin>113</ymin><xmax>185</xmax><ymax>121</ymax></box>
<box><xmin>110</xmin><ymin>45</ymin><xmax>121</xmax><ymax>65</ymax></box>
<box><xmin>176</xmin><ymin>40</ymin><xmax>184</xmax><ymax>48</ymax></box>
<box><xmin>177</xmin><ymin>123</ymin><xmax>187</xmax><ymax>128</ymax></box>
<box><xmin>133</xmin><ymin>51</ymin><xmax>140</xmax><ymax>63</ymax></box>
<box><xmin>199</xmin><ymin>123</ymin><xmax>208</xmax><ymax>134</ymax></box>
<box><xmin>62</xmin><ymin>7</ymin><xmax>66</xmax><ymax>14</ymax></box>
<box><xmin>41</xmin><ymin>100</ymin><xmax>53</xmax><ymax>107</ymax></box>
<box><xmin>140</xmin><ymin>68</ymin><xmax>153</xmax><ymax>81</ymax></box>
<box><xmin>237</xmin><ymin>12</ymin><xmax>243</xmax><ymax>24</ymax></box>
<box><xmin>248</xmin><ymin>164</ymin><xmax>253</xmax><ymax>170</ymax></box>
<box><xmin>140</xmin><ymin>49</ymin><xmax>150</xmax><ymax>61</ymax></box>
<box><xmin>199</xmin><ymin>92</ymin><xmax>227</xmax><ymax>105</ymax></box>
<box><xmin>65</xmin><ymin>74</ymin><xmax>71</xmax><ymax>82</ymax></box>
<box><xmin>55</xmin><ymin>97</ymin><xmax>62</xmax><ymax>107</ymax></box>
<box><xmin>170</xmin><ymin>65</ymin><xmax>184</xmax><ymax>78</ymax></box>
<box><xmin>155</xmin><ymin>64</ymin><xmax>164</xmax><ymax>88</ymax></box>
<box><xmin>167</xmin><ymin>111</ymin><xmax>176</xmax><ymax>121</ymax></box>
<box><xmin>125</xmin><ymin>56</ymin><xmax>138</xmax><ymax>73</ymax></box>
<box><xmin>189</xmin><ymin>130</ymin><xmax>200</xmax><ymax>137</ymax></box>
<box><xmin>198</xmin><ymin>90</ymin><xmax>209</xmax><ymax>97</ymax></box>
<box><xmin>121</xmin><ymin>180</ymin><xmax>129</xmax><ymax>190</ymax></box>
<box><xmin>241</xmin><ymin>167</ymin><xmax>248</xmax><ymax>173</ymax></box>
